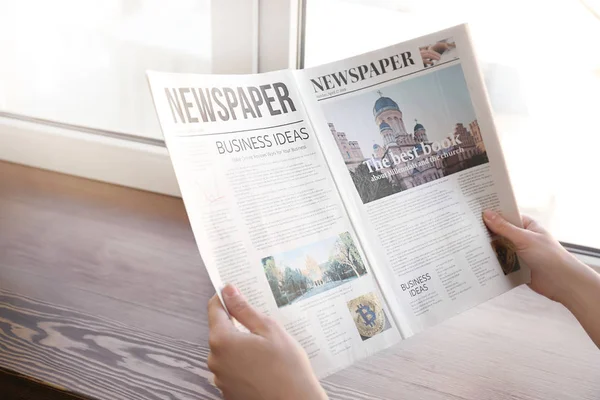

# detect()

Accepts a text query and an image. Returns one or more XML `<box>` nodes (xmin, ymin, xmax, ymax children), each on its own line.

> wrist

<box><xmin>559</xmin><ymin>255</ymin><xmax>600</xmax><ymax>312</ymax></box>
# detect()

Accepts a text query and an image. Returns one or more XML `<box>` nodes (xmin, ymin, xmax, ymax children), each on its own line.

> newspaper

<box><xmin>147</xmin><ymin>24</ymin><xmax>530</xmax><ymax>378</ymax></box>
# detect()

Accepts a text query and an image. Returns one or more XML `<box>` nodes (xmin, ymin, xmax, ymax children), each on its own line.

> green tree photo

<box><xmin>262</xmin><ymin>232</ymin><xmax>368</xmax><ymax>308</ymax></box>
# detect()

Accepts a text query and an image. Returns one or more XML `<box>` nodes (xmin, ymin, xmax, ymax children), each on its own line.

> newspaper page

<box><xmin>294</xmin><ymin>24</ymin><xmax>530</xmax><ymax>336</ymax></box>
<box><xmin>146</xmin><ymin>69</ymin><xmax>402</xmax><ymax>377</ymax></box>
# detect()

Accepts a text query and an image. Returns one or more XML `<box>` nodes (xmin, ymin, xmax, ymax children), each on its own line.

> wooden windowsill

<box><xmin>1</xmin><ymin>160</ymin><xmax>599</xmax><ymax>400</ymax></box>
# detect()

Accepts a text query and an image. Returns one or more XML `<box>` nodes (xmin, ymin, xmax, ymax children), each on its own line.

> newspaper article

<box><xmin>294</xmin><ymin>24</ymin><xmax>529</xmax><ymax>334</ymax></box>
<box><xmin>147</xmin><ymin>70</ymin><xmax>401</xmax><ymax>377</ymax></box>
<box><xmin>147</xmin><ymin>24</ymin><xmax>530</xmax><ymax>378</ymax></box>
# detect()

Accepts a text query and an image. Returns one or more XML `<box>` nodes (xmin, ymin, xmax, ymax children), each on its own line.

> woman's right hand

<box><xmin>483</xmin><ymin>210</ymin><xmax>600</xmax><ymax>348</ymax></box>
<box><xmin>482</xmin><ymin>210</ymin><xmax>588</xmax><ymax>304</ymax></box>
<box><xmin>483</xmin><ymin>210</ymin><xmax>600</xmax><ymax>349</ymax></box>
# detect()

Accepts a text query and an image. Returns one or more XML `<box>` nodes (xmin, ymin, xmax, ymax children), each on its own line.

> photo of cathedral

<box><xmin>323</xmin><ymin>64</ymin><xmax>489</xmax><ymax>204</ymax></box>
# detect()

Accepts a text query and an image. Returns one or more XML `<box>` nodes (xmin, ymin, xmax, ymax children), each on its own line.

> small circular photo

<box><xmin>347</xmin><ymin>293</ymin><xmax>389</xmax><ymax>340</ymax></box>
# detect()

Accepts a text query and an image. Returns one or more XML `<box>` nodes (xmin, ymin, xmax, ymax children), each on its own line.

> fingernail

<box><xmin>483</xmin><ymin>210</ymin><xmax>497</xmax><ymax>221</ymax></box>
<box><xmin>222</xmin><ymin>284</ymin><xmax>239</xmax><ymax>298</ymax></box>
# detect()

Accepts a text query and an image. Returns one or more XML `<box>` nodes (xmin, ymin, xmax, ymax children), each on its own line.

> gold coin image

<box><xmin>491</xmin><ymin>236</ymin><xmax>521</xmax><ymax>275</ymax></box>
<box><xmin>347</xmin><ymin>293</ymin><xmax>386</xmax><ymax>339</ymax></box>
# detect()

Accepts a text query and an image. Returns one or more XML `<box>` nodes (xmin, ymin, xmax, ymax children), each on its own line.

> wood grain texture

<box><xmin>0</xmin><ymin>290</ymin><xmax>378</xmax><ymax>400</ymax></box>
<box><xmin>0</xmin><ymin>367</ymin><xmax>91</xmax><ymax>400</ymax></box>
<box><xmin>1</xmin><ymin>160</ymin><xmax>599</xmax><ymax>399</ymax></box>
<box><xmin>0</xmin><ymin>290</ymin><xmax>220</xmax><ymax>399</ymax></box>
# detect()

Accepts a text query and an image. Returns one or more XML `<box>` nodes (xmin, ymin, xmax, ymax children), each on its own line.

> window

<box><xmin>303</xmin><ymin>0</ymin><xmax>600</xmax><ymax>249</ymax></box>
<box><xmin>1</xmin><ymin>0</ymin><xmax>597</xmax><ymax>251</ymax></box>
<box><xmin>0</xmin><ymin>0</ymin><xmax>275</xmax><ymax>140</ymax></box>
<box><xmin>0</xmin><ymin>0</ymin><xmax>216</xmax><ymax>139</ymax></box>
<box><xmin>0</xmin><ymin>0</ymin><xmax>297</xmax><ymax>195</ymax></box>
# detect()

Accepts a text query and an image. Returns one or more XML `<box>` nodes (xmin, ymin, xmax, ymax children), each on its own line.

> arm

<box><xmin>483</xmin><ymin>210</ymin><xmax>600</xmax><ymax>348</ymax></box>
<box><xmin>560</xmin><ymin>262</ymin><xmax>600</xmax><ymax>349</ymax></box>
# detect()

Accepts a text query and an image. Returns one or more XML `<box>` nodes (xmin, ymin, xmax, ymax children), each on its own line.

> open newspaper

<box><xmin>147</xmin><ymin>24</ymin><xmax>529</xmax><ymax>378</ymax></box>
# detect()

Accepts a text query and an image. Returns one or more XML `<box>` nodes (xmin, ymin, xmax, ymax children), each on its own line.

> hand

<box><xmin>483</xmin><ymin>210</ymin><xmax>600</xmax><ymax>349</ymax></box>
<box><xmin>419</xmin><ymin>46</ymin><xmax>442</xmax><ymax>66</ymax></box>
<box><xmin>207</xmin><ymin>284</ymin><xmax>328</xmax><ymax>400</ymax></box>
<box><xmin>482</xmin><ymin>210</ymin><xmax>588</xmax><ymax>304</ymax></box>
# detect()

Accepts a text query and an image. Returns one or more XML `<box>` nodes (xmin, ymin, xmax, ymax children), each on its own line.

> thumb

<box><xmin>482</xmin><ymin>210</ymin><xmax>530</xmax><ymax>249</ymax></box>
<box><xmin>221</xmin><ymin>284</ymin><xmax>271</xmax><ymax>335</ymax></box>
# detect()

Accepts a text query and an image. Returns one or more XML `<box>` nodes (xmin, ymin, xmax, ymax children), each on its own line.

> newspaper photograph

<box><xmin>323</xmin><ymin>63</ymin><xmax>489</xmax><ymax>204</ymax></box>
<box><xmin>262</xmin><ymin>231</ymin><xmax>368</xmax><ymax>308</ymax></box>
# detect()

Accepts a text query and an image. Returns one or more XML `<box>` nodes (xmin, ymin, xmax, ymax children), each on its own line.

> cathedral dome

<box><xmin>373</xmin><ymin>96</ymin><xmax>399</xmax><ymax>117</ymax></box>
<box><xmin>414</xmin><ymin>123</ymin><xmax>424</xmax><ymax>132</ymax></box>
<box><xmin>379</xmin><ymin>122</ymin><xmax>392</xmax><ymax>132</ymax></box>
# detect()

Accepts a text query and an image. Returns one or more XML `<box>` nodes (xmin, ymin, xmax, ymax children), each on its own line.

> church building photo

<box><xmin>323</xmin><ymin>64</ymin><xmax>489</xmax><ymax>203</ymax></box>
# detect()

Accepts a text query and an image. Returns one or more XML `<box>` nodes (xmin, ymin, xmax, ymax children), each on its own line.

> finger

<box><xmin>482</xmin><ymin>210</ymin><xmax>530</xmax><ymax>249</ymax></box>
<box><xmin>423</xmin><ymin>50</ymin><xmax>441</xmax><ymax>60</ymax></box>
<box><xmin>521</xmin><ymin>214</ymin><xmax>535</xmax><ymax>228</ymax></box>
<box><xmin>222</xmin><ymin>284</ymin><xmax>271</xmax><ymax>335</ymax></box>
<box><xmin>521</xmin><ymin>214</ymin><xmax>547</xmax><ymax>234</ymax></box>
<box><xmin>208</xmin><ymin>294</ymin><xmax>235</xmax><ymax>334</ymax></box>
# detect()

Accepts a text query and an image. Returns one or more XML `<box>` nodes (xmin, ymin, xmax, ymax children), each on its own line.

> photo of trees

<box><xmin>262</xmin><ymin>232</ymin><xmax>367</xmax><ymax>308</ymax></box>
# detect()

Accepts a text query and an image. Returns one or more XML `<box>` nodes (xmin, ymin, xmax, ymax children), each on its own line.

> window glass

<box><xmin>304</xmin><ymin>0</ymin><xmax>600</xmax><ymax>249</ymax></box>
<box><xmin>0</xmin><ymin>0</ymin><xmax>211</xmax><ymax>139</ymax></box>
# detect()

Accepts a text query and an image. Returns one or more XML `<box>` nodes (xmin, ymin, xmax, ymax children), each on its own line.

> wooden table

<box><xmin>1</xmin><ymin>160</ymin><xmax>599</xmax><ymax>400</ymax></box>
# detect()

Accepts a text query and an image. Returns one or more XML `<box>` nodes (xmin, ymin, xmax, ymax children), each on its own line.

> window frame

<box><xmin>0</xmin><ymin>0</ymin><xmax>302</xmax><ymax>196</ymax></box>
<box><xmin>562</xmin><ymin>243</ymin><xmax>600</xmax><ymax>269</ymax></box>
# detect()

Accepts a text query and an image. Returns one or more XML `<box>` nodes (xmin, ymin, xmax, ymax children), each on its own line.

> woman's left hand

<box><xmin>207</xmin><ymin>284</ymin><xmax>328</xmax><ymax>400</ymax></box>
